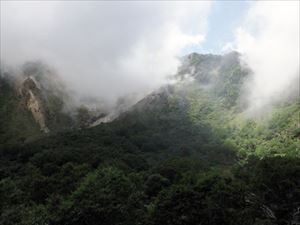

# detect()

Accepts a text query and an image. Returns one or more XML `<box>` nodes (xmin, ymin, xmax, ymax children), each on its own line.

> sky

<box><xmin>0</xmin><ymin>1</ymin><xmax>266</xmax><ymax>61</ymax></box>
<box><xmin>184</xmin><ymin>1</ymin><xmax>251</xmax><ymax>54</ymax></box>
<box><xmin>0</xmin><ymin>1</ymin><xmax>299</xmax><ymax>111</ymax></box>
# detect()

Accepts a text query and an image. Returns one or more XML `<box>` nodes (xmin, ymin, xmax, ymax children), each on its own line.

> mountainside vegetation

<box><xmin>0</xmin><ymin>52</ymin><xmax>299</xmax><ymax>225</ymax></box>
<box><xmin>0</xmin><ymin>74</ymin><xmax>42</xmax><ymax>145</ymax></box>
<box><xmin>0</xmin><ymin>62</ymin><xmax>108</xmax><ymax>146</ymax></box>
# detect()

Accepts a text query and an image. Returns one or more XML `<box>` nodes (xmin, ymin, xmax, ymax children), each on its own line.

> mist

<box><xmin>233</xmin><ymin>1</ymin><xmax>299</xmax><ymax>114</ymax></box>
<box><xmin>0</xmin><ymin>1</ymin><xmax>211</xmax><ymax>108</ymax></box>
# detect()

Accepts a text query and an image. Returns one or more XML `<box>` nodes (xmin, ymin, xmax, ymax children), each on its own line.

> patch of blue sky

<box><xmin>183</xmin><ymin>1</ymin><xmax>251</xmax><ymax>55</ymax></box>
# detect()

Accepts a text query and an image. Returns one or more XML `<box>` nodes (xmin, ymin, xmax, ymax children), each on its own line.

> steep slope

<box><xmin>21</xmin><ymin>76</ymin><xmax>50</xmax><ymax>133</ymax></box>
<box><xmin>178</xmin><ymin>51</ymin><xmax>249</xmax><ymax>108</ymax></box>
<box><xmin>0</xmin><ymin>62</ymin><xmax>108</xmax><ymax>145</ymax></box>
<box><xmin>0</xmin><ymin>74</ymin><xmax>41</xmax><ymax>145</ymax></box>
<box><xmin>0</xmin><ymin>71</ymin><xmax>74</xmax><ymax>145</ymax></box>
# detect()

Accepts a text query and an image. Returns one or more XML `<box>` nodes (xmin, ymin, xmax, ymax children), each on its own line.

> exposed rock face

<box><xmin>21</xmin><ymin>76</ymin><xmax>49</xmax><ymax>133</ymax></box>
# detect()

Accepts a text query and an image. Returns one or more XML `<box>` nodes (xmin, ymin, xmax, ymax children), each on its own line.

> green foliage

<box><xmin>229</xmin><ymin>102</ymin><xmax>300</xmax><ymax>157</ymax></box>
<box><xmin>152</xmin><ymin>186</ymin><xmax>206</xmax><ymax>225</ymax></box>
<box><xmin>234</xmin><ymin>156</ymin><xmax>300</xmax><ymax>224</ymax></box>
<box><xmin>0</xmin><ymin>53</ymin><xmax>299</xmax><ymax>224</ymax></box>
<box><xmin>145</xmin><ymin>174</ymin><xmax>170</xmax><ymax>198</ymax></box>
<box><xmin>0</xmin><ymin>76</ymin><xmax>41</xmax><ymax>146</ymax></box>
<box><xmin>53</xmin><ymin>167</ymin><xmax>145</xmax><ymax>225</ymax></box>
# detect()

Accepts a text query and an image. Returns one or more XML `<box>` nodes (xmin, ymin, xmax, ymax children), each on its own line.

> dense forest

<box><xmin>0</xmin><ymin>52</ymin><xmax>299</xmax><ymax>225</ymax></box>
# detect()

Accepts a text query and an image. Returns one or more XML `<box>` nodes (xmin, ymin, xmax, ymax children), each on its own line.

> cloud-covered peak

<box><xmin>1</xmin><ymin>1</ymin><xmax>211</xmax><ymax>105</ymax></box>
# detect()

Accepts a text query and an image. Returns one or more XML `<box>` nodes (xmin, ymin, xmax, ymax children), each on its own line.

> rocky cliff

<box><xmin>21</xmin><ymin>76</ymin><xmax>50</xmax><ymax>133</ymax></box>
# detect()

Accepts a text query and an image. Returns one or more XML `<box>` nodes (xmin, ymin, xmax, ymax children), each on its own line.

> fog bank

<box><xmin>233</xmin><ymin>1</ymin><xmax>299</xmax><ymax>113</ymax></box>
<box><xmin>1</xmin><ymin>1</ymin><xmax>211</xmax><ymax>106</ymax></box>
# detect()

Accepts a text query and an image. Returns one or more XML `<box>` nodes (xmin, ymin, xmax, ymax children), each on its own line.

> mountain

<box><xmin>0</xmin><ymin>52</ymin><xmax>246</xmax><ymax>144</ymax></box>
<box><xmin>0</xmin><ymin>62</ymin><xmax>109</xmax><ymax>146</ymax></box>
<box><xmin>0</xmin><ymin>52</ymin><xmax>299</xmax><ymax>225</ymax></box>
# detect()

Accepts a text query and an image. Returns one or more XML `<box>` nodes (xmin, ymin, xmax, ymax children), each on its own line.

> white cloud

<box><xmin>0</xmin><ymin>1</ymin><xmax>211</xmax><ymax>106</ymax></box>
<box><xmin>220</xmin><ymin>42</ymin><xmax>234</xmax><ymax>53</ymax></box>
<box><xmin>231</xmin><ymin>1</ymin><xmax>299</xmax><ymax>112</ymax></box>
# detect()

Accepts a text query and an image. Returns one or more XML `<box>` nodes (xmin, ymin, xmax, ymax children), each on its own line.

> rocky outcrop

<box><xmin>21</xmin><ymin>76</ymin><xmax>49</xmax><ymax>133</ymax></box>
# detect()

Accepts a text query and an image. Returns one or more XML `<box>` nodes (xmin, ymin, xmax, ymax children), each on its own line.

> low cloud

<box><xmin>1</xmin><ymin>1</ymin><xmax>211</xmax><ymax>107</ymax></box>
<box><xmin>231</xmin><ymin>1</ymin><xmax>299</xmax><ymax>113</ymax></box>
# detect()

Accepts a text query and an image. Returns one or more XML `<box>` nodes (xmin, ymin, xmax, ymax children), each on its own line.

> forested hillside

<box><xmin>0</xmin><ymin>74</ymin><xmax>42</xmax><ymax>145</ymax></box>
<box><xmin>0</xmin><ymin>62</ymin><xmax>108</xmax><ymax>146</ymax></box>
<box><xmin>0</xmin><ymin>52</ymin><xmax>299</xmax><ymax>225</ymax></box>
